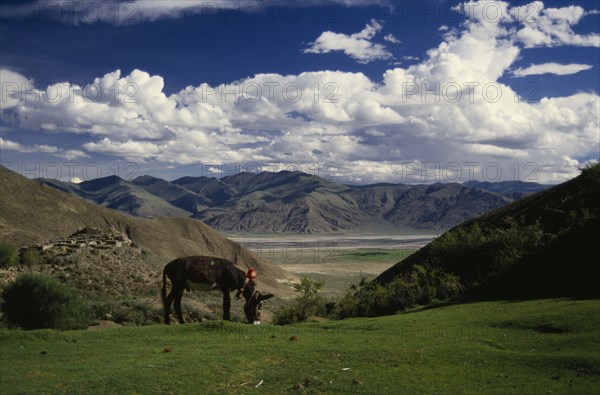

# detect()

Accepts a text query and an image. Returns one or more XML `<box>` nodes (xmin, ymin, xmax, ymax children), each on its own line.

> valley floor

<box><xmin>1</xmin><ymin>299</ymin><xmax>598</xmax><ymax>394</ymax></box>
<box><xmin>233</xmin><ymin>234</ymin><xmax>435</xmax><ymax>299</ymax></box>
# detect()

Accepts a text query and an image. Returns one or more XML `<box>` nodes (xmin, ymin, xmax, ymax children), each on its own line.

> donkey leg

<box><xmin>163</xmin><ymin>288</ymin><xmax>177</xmax><ymax>325</ymax></box>
<box><xmin>222</xmin><ymin>290</ymin><xmax>231</xmax><ymax>321</ymax></box>
<box><xmin>174</xmin><ymin>288</ymin><xmax>186</xmax><ymax>324</ymax></box>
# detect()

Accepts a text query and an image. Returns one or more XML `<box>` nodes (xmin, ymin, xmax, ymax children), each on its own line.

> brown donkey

<box><xmin>161</xmin><ymin>256</ymin><xmax>273</xmax><ymax>324</ymax></box>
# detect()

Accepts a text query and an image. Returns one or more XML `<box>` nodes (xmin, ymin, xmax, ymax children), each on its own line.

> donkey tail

<box><xmin>161</xmin><ymin>267</ymin><xmax>168</xmax><ymax>304</ymax></box>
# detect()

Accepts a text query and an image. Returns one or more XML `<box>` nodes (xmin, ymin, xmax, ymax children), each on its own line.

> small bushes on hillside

<box><xmin>580</xmin><ymin>162</ymin><xmax>600</xmax><ymax>186</ymax></box>
<box><xmin>112</xmin><ymin>301</ymin><xmax>160</xmax><ymax>325</ymax></box>
<box><xmin>337</xmin><ymin>217</ymin><xmax>556</xmax><ymax>318</ymax></box>
<box><xmin>336</xmin><ymin>268</ymin><xmax>463</xmax><ymax>318</ymax></box>
<box><xmin>338</xmin><ymin>166</ymin><xmax>600</xmax><ymax>318</ymax></box>
<box><xmin>90</xmin><ymin>300</ymin><xmax>163</xmax><ymax>325</ymax></box>
<box><xmin>427</xmin><ymin>219</ymin><xmax>546</xmax><ymax>287</ymax></box>
<box><xmin>0</xmin><ymin>242</ymin><xmax>19</xmax><ymax>267</ymax></box>
<box><xmin>1</xmin><ymin>274</ymin><xmax>90</xmax><ymax>330</ymax></box>
<box><xmin>274</xmin><ymin>277</ymin><xmax>326</xmax><ymax>325</ymax></box>
<box><xmin>49</xmin><ymin>254</ymin><xmax>80</xmax><ymax>265</ymax></box>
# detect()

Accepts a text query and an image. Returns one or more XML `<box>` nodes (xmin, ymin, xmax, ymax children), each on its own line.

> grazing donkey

<box><xmin>161</xmin><ymin>256</ymin><xmax>273</xmax><ymax>324</ymax></box>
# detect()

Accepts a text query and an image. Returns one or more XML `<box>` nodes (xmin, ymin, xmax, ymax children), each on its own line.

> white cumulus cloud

<box><xmin>304</xmin><ymin>19</ymin><xmax>393</xmax><ymax>63</ymax></box>
<box><xmin>510</xmin><ymin>2</ymin><xmax>600</xmax><ymax>47</ymax></box>
<box><xmin>2</xmin><ymin>1</ymin><xmax>599</xmax><ymax>183</ymax></box>
<box><xmin>512</xmin><ymin>63</ymin><xmax>593</xmax><ymax>76</ymax></box>
<box><xmin>0</xmin><ymin>137</ymin><xmax>89</xmax><ymax>159</ymax></box>
<box><xmin>0</xmin><ymin>0</ymin><xmax>392</xmax><ymax>25</ymax></box>
<box><xmin>383</xmin><ymin>33</ymin><xmax>401</xmax><ymax>44</ymax></box>
<box><xmin>0</xmin><ymin>69</ymin><xmax>34</xmax><ymax>111</ymax></box>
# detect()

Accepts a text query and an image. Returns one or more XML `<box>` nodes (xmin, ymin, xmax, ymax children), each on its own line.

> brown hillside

<box><xmin>0</xmin><ymin>166</ymin><xmax>295</xmax><ymax>295</ymax></box>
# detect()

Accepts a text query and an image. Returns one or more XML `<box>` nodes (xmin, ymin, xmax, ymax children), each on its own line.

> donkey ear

<box><xmin>259</xmin><ymin>293</ymin><xmax>274</xmax><ymax>301</ymax></box>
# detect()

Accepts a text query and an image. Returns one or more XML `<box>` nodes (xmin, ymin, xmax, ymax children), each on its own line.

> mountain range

<box><xmin>463</xmin><ymin>180</ymin><xmax>552</xmax><ymax>200</ymax></box>
<box><xmin>38</xmin><ymin>171</ymin><xmax>551</xmax><ymax>233</ymax></box>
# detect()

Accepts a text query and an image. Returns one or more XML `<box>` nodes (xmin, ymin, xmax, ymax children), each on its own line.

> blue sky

<box><xmin>1</xmin><ymin>0</ymin><xmax>599</xmax><ymax>184</ymax></box>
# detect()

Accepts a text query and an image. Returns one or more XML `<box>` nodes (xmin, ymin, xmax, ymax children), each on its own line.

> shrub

<box><xmin>427</xmin><ymin>218</ymin><xmax>546</xmax><ymax>285</ymax></box>
<box><xmin>0</xmin><ymin>242</ymin><xmax>19</xmax><ymax>267</ymax></box>
<box><xmin>98</xmin><ymin>300</ymin><xmax>162</xmax><ymax>325</ymax></box>
<box><xmin>1</xmin><ymin>274</ymin><xmax>90</xmax><ymax>330</ymax></box>
<box><xmin>272</xmin><ymin>307</ymin><xmax>299</xmax><ymax>325</ymax></box>
<box><xmin>90</xmin><ymin>301</ymin><xmax>114</xmax><ymax>319</ymax></box>
<box><xmin>336</xmin><ymin>268</ymin><xmax>464</xmax><ymax>319</ymax></box>
<box><xmin>274</xmin><ymin>277</ymin><xmax>325</xmax><ymax>325</ymax></box>
<box><xmin>292</xmin><ymin>277</ymin><xmax>325</xmax><ymax>318</ymax></box>
<box><xmin>580</xmin><ymin>162</ymin><xmax>600</xmax><ymax>182</ymax></box>
<box><xmin>49</xmin><ymin>254</ymin><xmax>79</xmax><ymax>265</ymax></box>
<box><xmin>336</xmin><ymin>279</ymin><xmax>389</xmax><ymax>319</ymax></box>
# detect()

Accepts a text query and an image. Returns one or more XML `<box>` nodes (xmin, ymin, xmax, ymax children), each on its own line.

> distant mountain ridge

<box><xmin>463</xmin><ymin>180</ymin><xmax>551</xmax><ymax>200</ymax></box>
<box><xmin>38</xmin><ymin>171</ymin><xmax>550</xmax><ymax>233</ymax></box>
<box><xmin>40</xmin><ymin>175</ymin><xmax>191</xmax><ymax>218</ymax></box>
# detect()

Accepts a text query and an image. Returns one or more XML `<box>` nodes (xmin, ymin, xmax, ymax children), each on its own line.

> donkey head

<box><xmin>240</xmin><ymin>280</ymin><xmax>274</xmax><ymax>323</ymax></box>
<box><xmin>244</xmin><ymin>291</ymin><xmax>274</xmax><ymax>323</ymax></box>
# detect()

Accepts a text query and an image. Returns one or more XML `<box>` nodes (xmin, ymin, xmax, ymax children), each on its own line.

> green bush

<box><xmin>336</xmin><ymin>267</ymin><xmax>463</xmax><ymax>319</ymax></box>
<box><xmin>427</xmin><ymin>218</ymin><xmax>546</xmax><ymax>286</ymax></box>
<box><xmin>292</xmin><ymin>277</ymin><xmax>325</xmax><ymax>318</ymax></box>
<box><xmin>580</xmin><ymin>162</ymin><xmax>600</xmax><ymax>183</ymax></box>
<box><xmin>115</xmin><ymin>300</ymin><xmax>162</xmax><ymax>325</ymax></box>
<box><xmin>0</xmin><ymin>242</ymin><xmax>19</xmax><ymax>267</ymax></box>
<box><xmin>336</xmin><ymin>279</ymin><xmax>387</xmax><ymax>318</ymax></box>
<box><xmin>274</xmin><ymin>277</ymin><xmax>325</xmax><ymax>325</ymax></box>
<box><xmin>1</xmin><ymin>274</ymin><xmax>90</xmax><ymax>330</ymax></box>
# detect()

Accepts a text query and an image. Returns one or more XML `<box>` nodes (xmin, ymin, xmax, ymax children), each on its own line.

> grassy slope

<box><xmin>1</xmin><ymin>299</ymin><xmax>598</xmax><ymax>394</ymax></box>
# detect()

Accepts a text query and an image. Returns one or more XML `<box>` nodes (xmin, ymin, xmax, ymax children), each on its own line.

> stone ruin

<box><xmin>20</xmin><ymin>227</ymin><xmax>134</xmax><ymax>261</ymax></box>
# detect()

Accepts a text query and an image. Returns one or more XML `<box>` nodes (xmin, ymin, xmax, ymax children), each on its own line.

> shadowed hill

<box><xmin>132</xmin><ymin>175</ymin><xmax>212</xmax><ymax>214</ymax></box>
<box><xmin>375</xmin><ymin>164</ymin><xmax>600</xmax><ymax>299</ymax></box>
<box><xmin>173</xmin><ymin>175</ymin><xmax>235</xmax><ymax>206</ymax></box>
<box><xmin>40</xmin><ymin>175</ymin><xmax>191</xmax><ymax>218</ymax></box>
<box><xmin>0</xmin><ymin>166</ymin><xmax>295</xmax><ymax>295</ymax></box>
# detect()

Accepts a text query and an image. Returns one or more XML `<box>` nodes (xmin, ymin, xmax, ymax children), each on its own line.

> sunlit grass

<box><xmin>1</xmin><ymin>299</ymin><xmax>598</xmax><ymax>394</ymax></box>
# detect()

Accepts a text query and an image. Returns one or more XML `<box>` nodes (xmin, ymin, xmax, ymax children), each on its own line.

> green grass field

<box><xmin>257</xmin><ymin>247</ymin><xmax>415</xmax><ymax>266</ymax></box>
<box><xmin>1</xmin><ymin>299</ymin><xmax>598</xmax><ymax>394</ymax></box>
<box><xmin>330</xmin><ymin>248</ymin><xmax>415</xmax><ymax>264</ymax></box>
